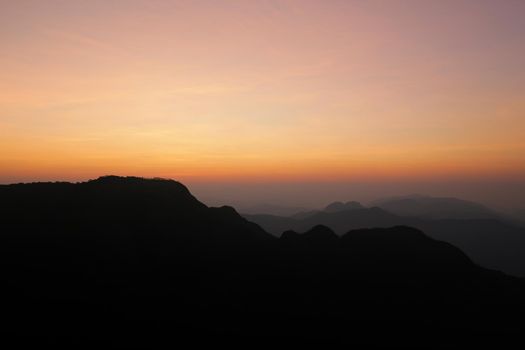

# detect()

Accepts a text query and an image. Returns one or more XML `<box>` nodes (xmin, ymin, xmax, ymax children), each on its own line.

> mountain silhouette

<box><xmin>2</xmin><ymin>176</ymin><xmax>525</xmax><ymax>347</ymax></box>
<box><xmin>324</xmin><ymin>200</ymin><xmax>365</xmax><ymax>212</ymax></box>
<box><xmin>245</xmin><ymin>206</ymin><xmax>525</xmax><ymax>277</ymax></box>
<box><xmin>245</xmin><ymin>207</ymin><xmax>397</xmax><ymax>235</ymax></box>
<box><xmin>281</xmin><ymin>224</ymin><xmax>339</xmax><ymax>249</ymax></box>
<box><xmin>0</xmin><ymin>175</ymin><xmax>272</xmax><ymax>246</ymax></box>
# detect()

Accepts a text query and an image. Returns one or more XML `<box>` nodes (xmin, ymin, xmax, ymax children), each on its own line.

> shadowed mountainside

<box><xmin>2</xmin><ymin>176</ymin><xmax>525</xmax><ymax>347</ymax></box>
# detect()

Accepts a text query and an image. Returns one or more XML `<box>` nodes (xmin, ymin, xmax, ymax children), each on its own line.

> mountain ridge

<box><xmin>2</xmin><ymin>176</ymin><xmax>525</xmax><ymax>346</ymax></box>
<box><xmin>372</xmin><ymin>194</ymin><xmax>501</xmax><ymax>220</ymax></box>
<box><xmin>245</xmin><ymin>206</ymin><xmax>525</xmax><ymax>276</ymax></box>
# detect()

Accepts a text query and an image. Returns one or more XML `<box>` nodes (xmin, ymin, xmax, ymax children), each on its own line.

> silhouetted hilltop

<box><xmin>1</xmin><ymin>176</ymin><xmax>525</xmax><ymax>346</ymax></box>
<box><xmin>0</xmin><ymin>175</ymin><xmax>272</xmax><ymax>246</ymax></box>
<box><xmin>280</xmin><ymin>225</ymin><xmax>474</xmax><ymax>272</ymax></box>
<box><xmin>246</xmin><ymin>207</ymin><xmax>397</xmax><ymax>234</ymax></box>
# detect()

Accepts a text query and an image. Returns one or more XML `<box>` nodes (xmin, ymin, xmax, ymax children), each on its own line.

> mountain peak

<box><xmin>324</xmin><ymin>201</ymin><xmax>364</xmax><ymax>213</ymax></box>
<box><xmin>304</xmin><ymin>224</ymin><xmax>338</xmax><ymax>239</ymax></box>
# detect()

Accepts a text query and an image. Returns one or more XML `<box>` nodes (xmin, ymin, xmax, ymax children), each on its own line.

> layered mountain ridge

<box><xmin>245</xmin><ymin>200</ymin><xmax>525</xmax><ymax>276</ymax></box>
<box><xmin>1</xmin><ymin>176</ymin><xmax>524</xmax><ymax>346</ymax></box>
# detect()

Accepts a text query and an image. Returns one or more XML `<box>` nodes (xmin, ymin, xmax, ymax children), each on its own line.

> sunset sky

<box><xmin>1</xmin><ymin>0</ymin><xmax>524</xmax><ymax>208</ymax></box>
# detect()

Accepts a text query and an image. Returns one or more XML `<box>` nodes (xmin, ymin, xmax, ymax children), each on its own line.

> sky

<box><xmin>1</xmin><ymin>0</ymin><xmax>524</xmax><ymax>210</ymax></box>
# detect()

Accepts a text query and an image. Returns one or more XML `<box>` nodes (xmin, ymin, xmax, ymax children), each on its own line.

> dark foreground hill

<box><xmin>1</xmin><ymin>176</ymin><xmax>525</xmax><ymax>347</ymax></box>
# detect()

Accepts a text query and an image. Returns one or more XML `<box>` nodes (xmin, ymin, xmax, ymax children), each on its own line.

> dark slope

<box><xmin>1</xmin><ymin>177</ymin><xmax>525</xmax><ymax>347</ymax></box>
<box><xmin>245</xmin><ymin>207</ymin><xmax>525</xmax><ymax>277</ymax></box>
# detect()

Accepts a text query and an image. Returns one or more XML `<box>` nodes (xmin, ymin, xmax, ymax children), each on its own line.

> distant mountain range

<box><xmin>238</xmin><ymin>203</ymin><xmax>311</xmax><ymax>216</ymax></box>
<box><xmin>244</xmin><ymin>197</ymin><xmax>525</xmax><ymax>277</ymax></box>
<box><xmin>372</xmin><ymin>194</ymin><xmax>503</xmax><ymax>220</ymax></box>
<box><xmin>289</xmin><ymin>200</ymin><xmax>365</xmax><ymax>219</ymax></box>
<box><xmin>245</xmin><ymin>195</ymin><xmax>512</xmax><ymax>221</ymax></box>
<box><xmin>1</xmin><ymin>176</ymin><xmax>524</xmax><ymax>346</ymax></box>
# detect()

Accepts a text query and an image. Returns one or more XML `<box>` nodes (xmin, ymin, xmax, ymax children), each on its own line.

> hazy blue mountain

<box><xmin>239</xmin><ymin>200</ymin><xmax>364</xmax><ymax>220</ymax></box>
<box><xmin>372</xmin><ymin>194</ymin><xmax>500</xmax><ymax>220</ymax></box>
<box><xmin>245</xmin><ymin>207</ymin><xmax>396</xmax><ymax>235</ymax></box>
<box><xmin>239</xmin><ymin>203</ymin><xmax>311</xmax><ymax>216</ymax></box>
<box><xmin>290</xmin><ymin>200</ymin><xmax>365</xmax><ymax>219</ymax></box>
<box><xmin>325</xmin><ymin>200</ymin><xmax>365</xmax><ymax>212</ymax></box>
